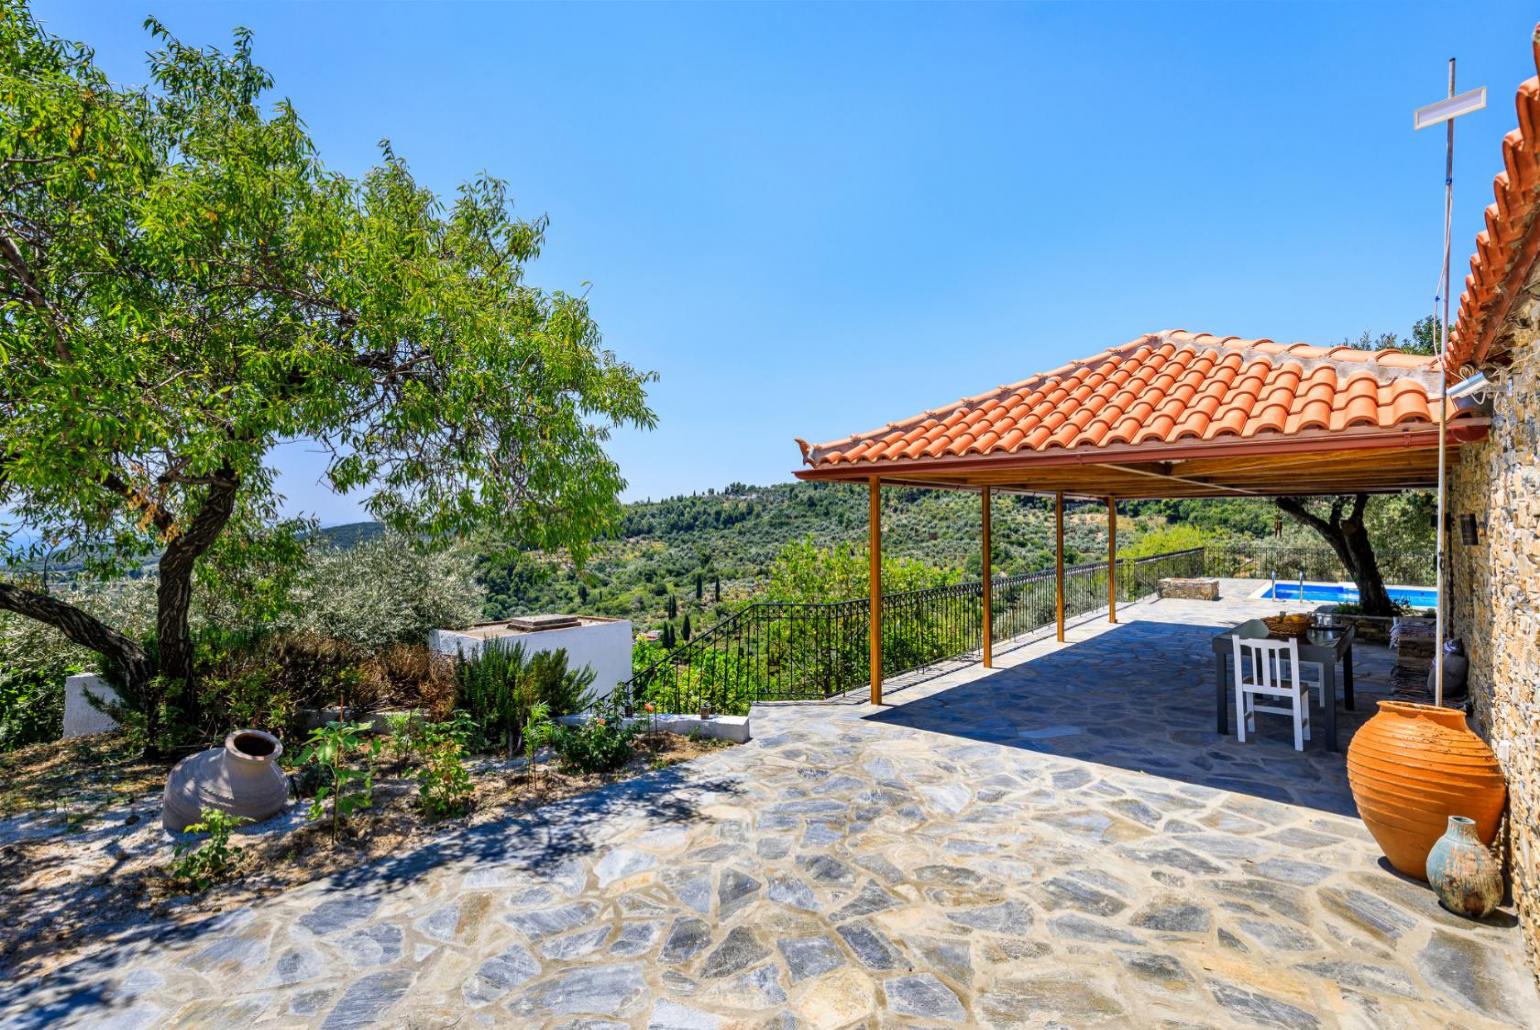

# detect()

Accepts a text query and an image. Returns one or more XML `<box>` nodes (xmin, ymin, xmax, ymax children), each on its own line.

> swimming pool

<box><xmin>1254</xmin><ymin>580</ymin><xmax>1438</xmax><ymax>609</ymax></box>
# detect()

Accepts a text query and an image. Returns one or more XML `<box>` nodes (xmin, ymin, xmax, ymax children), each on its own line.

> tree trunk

<box><xmin>0</xmin><ymin>579</ymin><xmax>156</xmax><ymax>734</ymax></box>
<box><xmin>1276</xmin><ymin>494</ymin><xmax>1396</xmax><ymax>617</ymax></box>
<box><xmin>155</xmin><ymin>472</ymin><xmax>240</xmax><ymax>726</ymax></box>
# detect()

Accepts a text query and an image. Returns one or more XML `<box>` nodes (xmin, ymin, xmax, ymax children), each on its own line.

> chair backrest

<box><xmin>1231</xmin><ymin>635</ymin><xmax>1300</xmax><ymax>691</ymax></box>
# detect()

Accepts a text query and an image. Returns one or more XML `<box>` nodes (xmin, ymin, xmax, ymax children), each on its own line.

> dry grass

<box><xmin>0</xmin><ymin>728</ymin><xmax>734</xmax><ymax>978</ymax></box>
<box><xmin>0</xmin><ymin>732</ymin><xmax>169</xmax><ymax>825</ymax></box>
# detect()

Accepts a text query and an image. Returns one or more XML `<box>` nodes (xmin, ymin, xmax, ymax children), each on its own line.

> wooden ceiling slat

<box><xmin>813</xmin><ymin>443</ymin><xmax>1443</xmax><ymax>498</ymax></box>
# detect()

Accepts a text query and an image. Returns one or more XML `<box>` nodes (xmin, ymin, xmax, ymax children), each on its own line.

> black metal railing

<box><xmin>1200</xmin><ymin>541</ymin><xmax>1434</xmax><ymax>586</ymax></box>
<box><xmin>614</xmin><ymin>547</ymin><xmax>1205</xmax><ymax>717</ymax></box>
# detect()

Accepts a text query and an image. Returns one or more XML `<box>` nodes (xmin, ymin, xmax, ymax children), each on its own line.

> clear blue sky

<box><xmin>29</xmin><ymin>1</ymin><xmax>1539</xmax><ymax>525</ymax></box>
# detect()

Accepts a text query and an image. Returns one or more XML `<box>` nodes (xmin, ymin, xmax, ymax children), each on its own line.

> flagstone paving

<box><xmin>6</xmin><ymin>588</ymin><xmax>1538</xmax><ymax>1028</ymax></box>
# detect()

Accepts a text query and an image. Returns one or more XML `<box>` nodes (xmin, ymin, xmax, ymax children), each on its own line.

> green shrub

<box><xmin>523</xmin><ymin>701</ymin><xmax>556</xmax><ymax>791</ymax></box>
<box><xmin>0</xmin><ymin>663</ymin><xmax>74</xmax><ymax>751</ymax></box>
<box><xmin>169</xmin><ymin>808</ymin><xmax>251</xmax><ymax>892</ymax></box>
<box><xmin>384</xmin><ymin>710</ymin><xmax>423</xmax><ymax>761</ymax></box>
<box><xmin>298</xmin><ymin>721</ymin><xmax>381</xmax><ymax>842</ymax></box>
<box><xmin>766</xmin><ymin>535</ymin><xmax>959</xmax><ymax>604</ymax></box>
<box><xmin>553</xmin><ymin>715</ymin><xmax>638</xmax><ymax>775</ymax></box>
<box><xmin>414</xmin><ymin>715</ymin><xmax>475</xmax><ymax>820</ymax></box>
<box><xmin>189</xmin><ymin>628</ymin><xmax>457</xmax><ymax>744</ymax></box>
<box><xmin>454</xmin><ymin>643</ymin><xmax>594</xmax><ymax>756</ymax></box>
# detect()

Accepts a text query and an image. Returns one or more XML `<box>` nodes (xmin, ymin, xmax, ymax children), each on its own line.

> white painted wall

<box><xmin>63</xmin><ymin>672</ymin><xmax>121</xmax><ymax>738</ymax></box>
<box><xmin>430</xmin><ymin>618</ymin><xmax>633</xmax><ymax>703</ymax></box>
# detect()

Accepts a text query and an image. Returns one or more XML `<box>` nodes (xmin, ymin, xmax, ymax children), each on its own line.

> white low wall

<box><xmin>430</xmin><ymin>617</ymin><xmax>633</xmax><ymax>704</ymax></box>
<box><xmin>63</xmin><ymin>672</ymin><xmax>121</xmax><ymax>738</ymax></box>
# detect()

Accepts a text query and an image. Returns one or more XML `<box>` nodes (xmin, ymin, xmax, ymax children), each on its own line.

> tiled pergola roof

<box><xmin>799</xmin><ymin>331</ymin><xmax>1447</xmax><ymax>470</ymax></box>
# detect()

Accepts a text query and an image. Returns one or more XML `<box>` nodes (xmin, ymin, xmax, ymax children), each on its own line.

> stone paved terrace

<box><xmin>7</xmin><ymin>584</ymin><xmax>1539</xmax><ymax>1029</ymax></box>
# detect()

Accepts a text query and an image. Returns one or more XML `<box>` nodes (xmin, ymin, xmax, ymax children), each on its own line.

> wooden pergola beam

<box><xmin>981</xmin><ymin>486</ymin><xmax>992</xmax><ymax>668</ymax></box>
<box><xmin>1055</xmin><ymin>491</ymin><xmax>1065</xmax><ymax>643</ymax></box>
<box><xmin>869</xmin><ymin>476</ymin><xmax>882</xmax><ymax>705</ymax></box>
<box><xmin>1107</xmin><ymin>496</ymin><xmax>1117</xmax><ymax>624</ymax></box>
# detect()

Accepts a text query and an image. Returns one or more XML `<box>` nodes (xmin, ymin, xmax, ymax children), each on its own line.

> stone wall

<box><xmin>1449</xmin><ymin>326</ymin><xmax>1540</xmax><ymax>987</ymax></box>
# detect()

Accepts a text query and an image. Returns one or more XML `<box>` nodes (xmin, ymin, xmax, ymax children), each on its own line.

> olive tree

<box><xmin>0</xmin><ymin>7</ymin><xmax>654</xmax><ymax>743</ymax></box>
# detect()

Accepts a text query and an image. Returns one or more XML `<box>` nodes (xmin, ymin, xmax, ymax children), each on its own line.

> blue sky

<box><xmin>29</xmin><ymin>1</ymin><xmax>1539</xmax><ymax>525</ymax></box>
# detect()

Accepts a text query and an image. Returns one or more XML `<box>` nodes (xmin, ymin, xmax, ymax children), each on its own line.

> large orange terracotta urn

<box><xmin>1346</xmin><ymin>701</ymin><xmax>1506</xmax><ymax>879</ymax></box>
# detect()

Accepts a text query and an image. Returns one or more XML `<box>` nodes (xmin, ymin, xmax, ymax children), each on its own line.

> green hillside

<box><xmin>320</xmin><ymin>482</ymin><xmax>1434</xmax><ymax>637</ymax></box>
<box><xmin>478</xmin><ymin>481</ymin><xmax>1142</xmax><ymax>628</ymax></box>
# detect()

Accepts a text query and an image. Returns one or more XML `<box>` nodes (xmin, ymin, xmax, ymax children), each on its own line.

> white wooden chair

<box><xmin>1231</xmin><ymin>635</ymin><xmax>1312</xmax><ymax>751</ymax></box>
<box><xmin>1233</xmin><ymin>619</ymin><xmax>1324</xmax><ymax>706</ymax></box>
<box><xmin>1292</xmin><ymin>658</ymin><xmax>1325</xmax><ymax>707</ymax></box>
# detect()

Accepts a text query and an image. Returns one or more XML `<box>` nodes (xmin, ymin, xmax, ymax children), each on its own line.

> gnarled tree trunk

<box><xmin>1275</xmin><ymin>494</ymin><xmax>1395</xmax><ymax>617</ymax></box>
<box><xmin>155</xmin><ymin>472</ymin><xmax>240</xmax><ymax>726</ymax></box>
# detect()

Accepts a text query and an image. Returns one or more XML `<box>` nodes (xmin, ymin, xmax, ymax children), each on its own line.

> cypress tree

<box><xmin>682</xmin><ymin>613</ymin><xmax>692</xmax><ymax>641</ymax></box>
<box><xmin>713</xmin><ymin>576</ymin><xmax>721</xmax><ymax>603</ymax></box>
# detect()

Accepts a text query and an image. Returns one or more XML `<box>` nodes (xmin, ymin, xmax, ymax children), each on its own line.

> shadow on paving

<box><xmin>0</xmin><ymin>761</ymin><xmax>745</xmax><ymax>1029</ymax></box>
<box><xmin>864</xmin><ymin>618</ymin><xmax>1380</xmax><ymax>817</ymax></box>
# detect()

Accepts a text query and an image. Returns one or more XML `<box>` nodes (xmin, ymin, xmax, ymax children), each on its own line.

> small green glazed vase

<box><xmin>1425</xmin><ymin>815</ymin><xmax>1503</xmax><ymax>919</ymax></box>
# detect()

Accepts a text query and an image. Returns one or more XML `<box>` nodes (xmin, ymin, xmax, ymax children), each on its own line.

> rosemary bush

<box><xmin>453</xmin><ymin>643</ymin><xmax>594</xmax><ymax>756</ymax></box>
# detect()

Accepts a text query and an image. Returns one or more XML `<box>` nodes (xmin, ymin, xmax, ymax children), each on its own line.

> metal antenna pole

<box><xmin>1435</xmin><ymin>57</ymin><xmax>1455</xmax><ymax>707</ymax></box>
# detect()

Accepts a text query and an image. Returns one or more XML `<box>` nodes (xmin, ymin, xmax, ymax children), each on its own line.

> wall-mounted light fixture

<box><xmin>1459</xmin><ymin>513</ymin><xmax>1480</xmax><ymax>546</ymax></box>
<box><xmin>1449</xmin><ymin>371</ymin><xmax>1494</xmax><ymax>415</ymax></box>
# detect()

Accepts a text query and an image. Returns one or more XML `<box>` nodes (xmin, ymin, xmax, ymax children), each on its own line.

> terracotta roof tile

<box><xmin>797</xmin><ymin>329</ymin><xmax>1453</xmax><ymax>469</ymax></box>
<box><xmin>1449</xmin><ymin>24</ymin><xmax>1540</xmax><ymax>371</ymax></box>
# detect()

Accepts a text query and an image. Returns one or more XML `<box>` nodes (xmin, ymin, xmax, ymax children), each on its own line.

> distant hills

<box><xmin>316</xmin><ymin>521</ymin><xmax>386</xmax><ymax>549</ymax></box>
<box><xmin>330</xmin><ymin>481</ymin><xmax>1257</xmax><ymax>632</ymax></box>
<box><xmin>11</xmin><ymin>481</ymin><xmax>1425</xmax><ymax>637</ymax></box>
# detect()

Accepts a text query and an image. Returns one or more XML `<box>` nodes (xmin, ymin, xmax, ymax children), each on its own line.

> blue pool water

<box><xmin>1259</xmin><ymin>581</ymin><xmax>1438</xmax><ymax>609</ymax></box>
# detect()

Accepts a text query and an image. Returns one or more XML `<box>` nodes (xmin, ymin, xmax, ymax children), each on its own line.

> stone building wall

<box><xmin>1448</xmin><ymin>328</ymin><xmax>1540</xmax><ymax>987</ymax></box>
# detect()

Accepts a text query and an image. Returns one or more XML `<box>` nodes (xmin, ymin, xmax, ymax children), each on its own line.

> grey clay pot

<box><xmin>162</xmin><ymin>729</ymin><xmax>289</xmax><ymax>832</ymax></box>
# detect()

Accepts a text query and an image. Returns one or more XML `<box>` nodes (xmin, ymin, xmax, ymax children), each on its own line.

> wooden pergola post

<box><xmin>1107</xmin><ymin>496</ymin><xmax>1117</xmax><ymax>624</ymax></box>
<box><xmin>868</xmin><ymin>476</ymin><xmax>882</xmax><ymax>704</ymax></box>
<box><xmin>981</xmin><ymin>487</ymin><xmax>992</xmax><ymax>668</ymax></box>
<box><xmin>1055</xmin><ymin>492</ymin><xmax>1065</xmax><ymax>642</ymax></box>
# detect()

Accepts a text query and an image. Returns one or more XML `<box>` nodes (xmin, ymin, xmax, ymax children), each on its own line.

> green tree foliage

<box><xmin>1118</xmin><ymin>523</ymin><xmax>1207</xmax><ymax>560</ymax></box>
<box><xmin>1341</xmin><ymin>315</ymin><xmax>1439</xmax><ymax>357</ymax></box>
<box><xmin>281</xmin><ymin>536</ymin><xmax>485</xmax><ymax>652</ymax></box>
<box><xmin>0</xmin><ymin>8</ymin><xmax>653</xmax><ymax>747</ymax></box>
<box><xmin>766</xmin><ymin>536</ymin><xmax>960</xmax><ymax>604</ymax></box>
